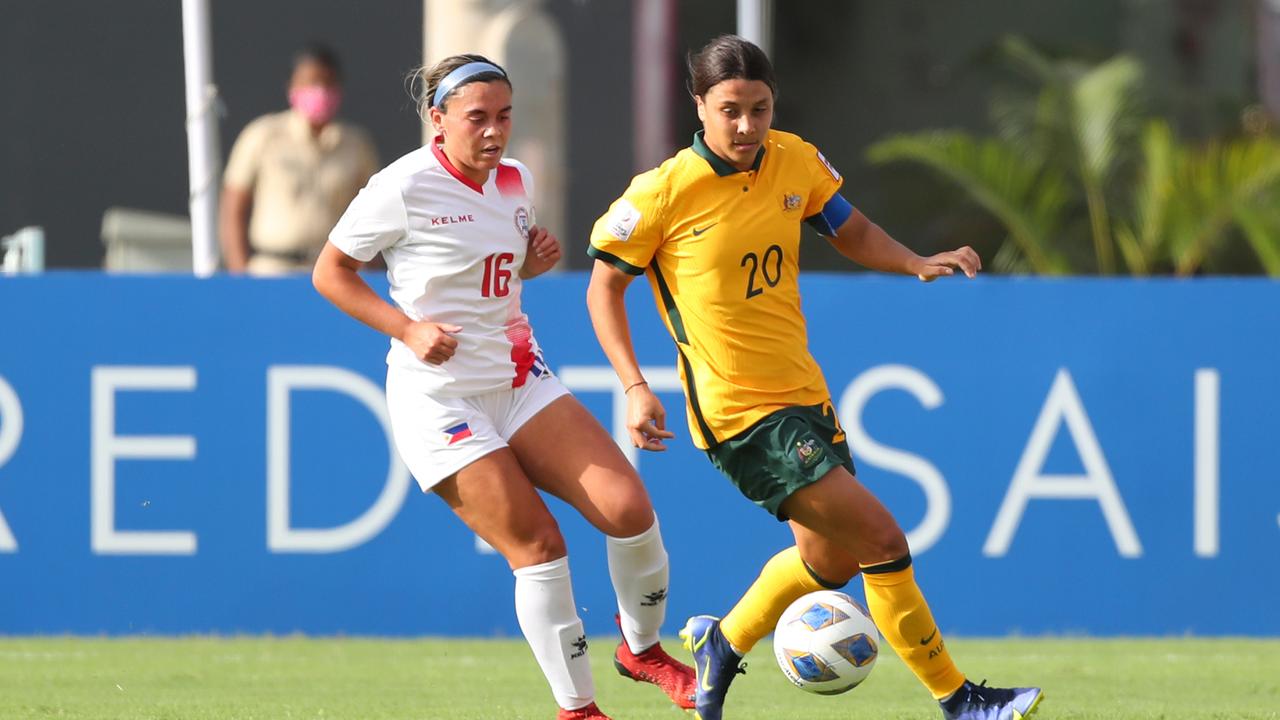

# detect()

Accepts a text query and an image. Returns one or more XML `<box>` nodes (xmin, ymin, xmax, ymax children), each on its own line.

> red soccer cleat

<box><xmin>556</xmin><ymin>702</ymin><xmax>612</xmax><ymax>720</ymax></box>
<box><xmin>612</xmin><ymin>615</ymin><xmax>697</xmax><ymax>710</ymax></box>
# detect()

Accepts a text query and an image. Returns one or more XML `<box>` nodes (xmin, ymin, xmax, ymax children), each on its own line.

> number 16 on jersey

<box><xmin>481</xmin><ymin>253</ymin><xmax>514</xmax><ymax>298</ymax></box>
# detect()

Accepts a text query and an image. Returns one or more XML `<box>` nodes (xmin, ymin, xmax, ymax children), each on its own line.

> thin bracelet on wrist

<box><xmin>624</xmin><ymin>380</ymin><xmax>648</xmax><ymax>394</ymax></box>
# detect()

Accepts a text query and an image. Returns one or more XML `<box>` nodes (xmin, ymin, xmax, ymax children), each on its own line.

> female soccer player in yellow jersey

<box><xmin>586</xmin><ymin>35</ymin><xmax>1043</xmax><ymax>720</ymax></box>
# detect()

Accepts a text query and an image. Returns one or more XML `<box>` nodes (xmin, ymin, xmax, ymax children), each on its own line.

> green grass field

<box><xmin>1</xmin><ymin>636</ymin><xmax>1277</xmax><ymax>719</ymax></box>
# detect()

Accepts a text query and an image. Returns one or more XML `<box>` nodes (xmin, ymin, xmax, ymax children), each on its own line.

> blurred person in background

<box><xmin>586</xmin><ymin>34</ymin><xmax>1043</xmax><ymax>720</ymax></box>
<box><xmin>312</xmin><ymin>54</ymin><xmax>695</xmax><ymax>720</ymax></box>
<box><xmin>220</xmin><ymin>44</ymin><xmax>378</xmax><ymax>275</ymax></box>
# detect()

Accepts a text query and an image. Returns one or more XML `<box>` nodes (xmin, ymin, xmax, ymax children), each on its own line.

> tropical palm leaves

<box><xmin>866</xmin><ymin>133</ymin><xmax>1071</xmax><ymax>274</ymax></box>
<box><xmin>867</xmin><ymin>36</ymin><xmax>1280</xmax><ymax>275</ymax></box>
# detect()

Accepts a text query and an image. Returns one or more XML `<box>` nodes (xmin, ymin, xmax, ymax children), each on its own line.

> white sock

<box><xmin>513</xmin><ymin>556</ymin><xmax>595</xmax><ymax>711</ymax></box>
<box><xmin>607</xmin><ymin>516</ymin><xmax>669</xmax><ymax>654</ymax></box>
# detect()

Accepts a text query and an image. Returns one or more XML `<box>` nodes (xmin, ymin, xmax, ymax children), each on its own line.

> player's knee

<box><xmin>512</xmin><ymin>527</ymin><xmax>567</xmax><ymax>567</ymax></box>
<box><xmin>592</xmin><ymin>477</ymin><xmax>655</xmax><ymax>537</ymax></box>
<box><xmin>805</xmin><ymin>553</ymin><xmax>860</xmax><ymax>586</ymax></box>
<box><xmin>864</xmin><ymin>528</ymin><xmax>909</xmax><ymax>564</ymax></box>
<box><xmin>608</xmin><ymin>497</ymin><xmax>657</xmax><ymax>538</ymax></box>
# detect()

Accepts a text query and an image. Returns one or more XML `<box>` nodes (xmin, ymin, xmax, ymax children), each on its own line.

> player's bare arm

<box><xmin>827</xmin><ymin>208</ymin><xmax>981</xmax><ymax>281</ymax></box>
<box><xmin>586</xmin><ymin>262</ymin><xmax>675</xmax><ymax>451</ymax></box>
<box><xmin>312</xmin><ymin>241</ymin><xmax>460</xmax><ymax>365</ymax></box>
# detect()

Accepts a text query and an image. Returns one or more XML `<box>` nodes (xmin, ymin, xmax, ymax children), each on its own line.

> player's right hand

<box><xmin>403</xmin><ymin>321</ymin><xmax>462</xmax><ymax>365</ymax></box>
<box><xmin>626</xmin><ymin>385</ymin><xmax>675</xmax><ymax>452</ymax></box>
<box><xmin>913</xmin><ymin>245</ymin><xmax>982</xmax><ymax>281</ymax></box>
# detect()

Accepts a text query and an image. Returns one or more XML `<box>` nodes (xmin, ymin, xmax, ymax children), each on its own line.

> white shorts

<box><xmin>386</xmin><ymin>361</ymin><xmax>570</xmax><ymax>492</ymax></box>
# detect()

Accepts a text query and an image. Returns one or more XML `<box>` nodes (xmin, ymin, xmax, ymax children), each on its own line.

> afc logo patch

<box><xmin>605</xmin><ymin>198</ymin><xmax>641</xmax><ymax>241</ymax></box>
<box><xmin>783</xmin><ymin>193</ymin><xmax>803</xmax><ymax>212</ymax></box>
<box><xmin>514</xmin><ymin>206</ymin><xmax>531</xmax><ymax>240</ymax></box>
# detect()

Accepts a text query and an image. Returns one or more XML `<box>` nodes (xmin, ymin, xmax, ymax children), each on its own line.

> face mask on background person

<box><xmin>290</xmin><ymin>85</ymin><xmax>342</xmax><ymax>125</ymax></box>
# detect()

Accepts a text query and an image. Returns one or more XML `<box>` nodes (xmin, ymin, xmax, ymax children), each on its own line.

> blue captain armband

<box><xmin>804</xmin><ymin>193</ymin><xmax>854</xmax><ymax>237</ymax></box>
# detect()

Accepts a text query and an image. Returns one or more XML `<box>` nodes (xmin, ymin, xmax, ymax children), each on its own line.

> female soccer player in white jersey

<box><xmin>312</xmin><ymin>54</ymin><xmax>694</xmax><ymax>720</ymax></box>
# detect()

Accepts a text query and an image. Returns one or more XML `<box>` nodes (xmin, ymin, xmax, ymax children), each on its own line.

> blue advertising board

<box><xmin>0</xmin><ymin>274</ymin><xmax>1277</xmax><ymax>636</ymax></box>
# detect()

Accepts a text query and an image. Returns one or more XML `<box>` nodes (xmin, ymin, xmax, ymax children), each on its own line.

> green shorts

<box><xmin>706</xmin><ymin>402</ymin><xmax>856</xmax><ymax>520</ymax></box>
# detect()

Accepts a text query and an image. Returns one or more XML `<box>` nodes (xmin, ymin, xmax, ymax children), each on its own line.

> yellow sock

<box><xmin>720</xmin><ymin>546</ymin><xmax>840</xmax><ymax>653</ymax></box>
<box><xmin>861</xmin><ymin>555</ymin><xmax>966</xmax><ymax>699</ymax></box>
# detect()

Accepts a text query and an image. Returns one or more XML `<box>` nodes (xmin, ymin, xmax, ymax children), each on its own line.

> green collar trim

<box><xmin>692</xmin><ymin>130</ymin><xmax>764</xmax><ymax>176</ymax></box>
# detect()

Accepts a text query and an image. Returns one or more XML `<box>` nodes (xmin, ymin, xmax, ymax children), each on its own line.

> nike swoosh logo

<box><xmin>691</xmin><ymin>223</ymin><xmax>718</xmax><ymax>236</ymax></box>
<box><xmin>695</xmin><ymin>628</ymin><xmax>715</xmax><ymax>692</ymax></box>
<box><xmin>699</xmin><ymin>653</ymin><xmax>715</xmax><ymax>692</ymax></box>
<box><xmin>920</xmin><ymin>628</ymin><xmax>938</xmax><ymax>646</ymax></box>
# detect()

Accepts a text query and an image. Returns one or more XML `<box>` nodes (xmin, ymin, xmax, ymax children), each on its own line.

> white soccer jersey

<box><xmin>329</xmin><ymin>142</ymin><xmax>543</xmax><ymax>396</ymax></box>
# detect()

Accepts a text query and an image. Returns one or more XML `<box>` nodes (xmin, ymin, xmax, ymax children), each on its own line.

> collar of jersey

<box><xmin>692</xmin><ymin>130</ymin><xmax>764</xmax><ymax>176</ymax></box>
<box><xmin>431</xmin><ymin>136</ymin><xmax>487</xmax><ymax>194</ymax></box>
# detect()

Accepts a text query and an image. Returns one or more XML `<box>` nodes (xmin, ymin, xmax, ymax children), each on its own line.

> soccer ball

<box><xmin>773</xmin><ymin>590</ymin><xmax>880</xmax><ymax>695</ymax></box>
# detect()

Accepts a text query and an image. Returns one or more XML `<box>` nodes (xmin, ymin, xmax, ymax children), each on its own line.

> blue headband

<box><xmin>432</xmin><ymin>61</ymin><xmax>506</xmax><ymax>109</ymax></box>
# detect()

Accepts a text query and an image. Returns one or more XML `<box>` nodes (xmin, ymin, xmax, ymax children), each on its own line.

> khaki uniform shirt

<box><xmin>224</xmin><ymin>110</ymin><xmax>378</xmax><ymax>274</ymax></box>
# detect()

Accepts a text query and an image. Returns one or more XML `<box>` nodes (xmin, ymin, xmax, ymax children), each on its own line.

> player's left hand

<box><xmin>626</xmin><ymin>383</ymin><xmax>675</xmax><ymax>452</ymax></box>
<box><xmin>912</xmin><ymin>246</ymin><xmax>982</xmax><ymax>282</ymax></box>
<box><xmin>520</xmin><ymin>225</ymin><xmax>561</xmax><ymax>279</ymax></box>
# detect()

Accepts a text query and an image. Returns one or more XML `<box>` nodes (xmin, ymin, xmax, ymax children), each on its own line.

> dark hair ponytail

<box><xmin>687</xmin><ymin>35</ymin><xmax>777</xmax><ymax>98</ymax></box>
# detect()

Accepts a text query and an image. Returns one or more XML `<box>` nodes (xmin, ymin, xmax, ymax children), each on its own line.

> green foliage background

<box><xmin>868</xmin><ymin>37</ymin><xmax>1280</xmax><ymax>276</ymax></box>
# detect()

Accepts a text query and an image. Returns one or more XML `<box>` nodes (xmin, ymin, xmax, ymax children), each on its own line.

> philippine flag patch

<box><xmin>444</xmin><ymin>422</ymin><xmax>473</xmax><ymax>445</ymax></box>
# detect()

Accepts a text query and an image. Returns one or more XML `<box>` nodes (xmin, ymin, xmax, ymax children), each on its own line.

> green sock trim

<box><xmin>860</xmin><ymin>553</ymin><xmax>913</xmax><ymax>575</ymax></box>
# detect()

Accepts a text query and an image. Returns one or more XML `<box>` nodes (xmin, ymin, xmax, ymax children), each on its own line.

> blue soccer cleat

<box><xmin>939</xmin><ymin>679</ymin><xmax>1044</xmax><ymax>720</ymax></box>
<box><xmin>678</xmin><ymin>615</ymin><xmax>746</xmax><ymax>720</ymax></box>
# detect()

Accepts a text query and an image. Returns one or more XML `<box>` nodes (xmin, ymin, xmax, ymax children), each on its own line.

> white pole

<box><xmin>736</xmin><ymin>0</ymin><xmax>773</xmax><ymax>58</ymax></box>
<box><xmin>423</xmin><ymin>0</ymin><xmax>487</xmax><ymax>146</ymax></box>
<box><xmin>1259</xmin><ymin>0</ymin><xmax>1280</xmax><ymax>120</ymax></box>
<box><xmin>182</xmin><ymin>0</ymin><xmax>220</xmax><ymax>277</ymax></box>
<box><xmin>0</xmin><ymin>227</ymin><xmax>45</xmax><ymax>274</ymax></box>
<box><xmin>633</xmin><ymin>0</ymin><xmax>676</xmax><ymax>172</ymax></box>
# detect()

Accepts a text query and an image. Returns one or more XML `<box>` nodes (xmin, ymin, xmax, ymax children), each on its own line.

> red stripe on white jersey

<box><xmin>506</xmin><ymin>319</ymin><xmax>536</xmax><ymax>387</ymax></box>
<box><xmin>431</xmin><ymin>138</ymin><xmax>484</xmax><ymax>194</ymax></box>
<box><xmin>495</xmin><ymin>163</ymin><xmax>526</xmax><ymax>198</ymax></box>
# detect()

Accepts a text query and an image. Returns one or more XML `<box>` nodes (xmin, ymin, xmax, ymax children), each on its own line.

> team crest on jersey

<box><xmin>817</xmin><ymin>151</ymin><xmax>841</xmax><ymax>181</ymax></box>
<box><xmin>514</xmin><ymin>206</ymin><xmax>531</xmax><ymax>239</ymax></box>
<box><xmin>783</xmin><ymin>193</ymin><xmax>803</xmax><ymax>212</ymax></box>
<box><xmin>795</xmin><ymin>437</ymin><xmax>824</xmax><ymax>469</ymax></box>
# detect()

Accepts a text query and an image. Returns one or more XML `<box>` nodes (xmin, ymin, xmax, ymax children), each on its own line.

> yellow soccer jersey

<box><xmin>589</xmin><ymin>129</ymin><xmax>845</xmax><ymax>449</ymax></box>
